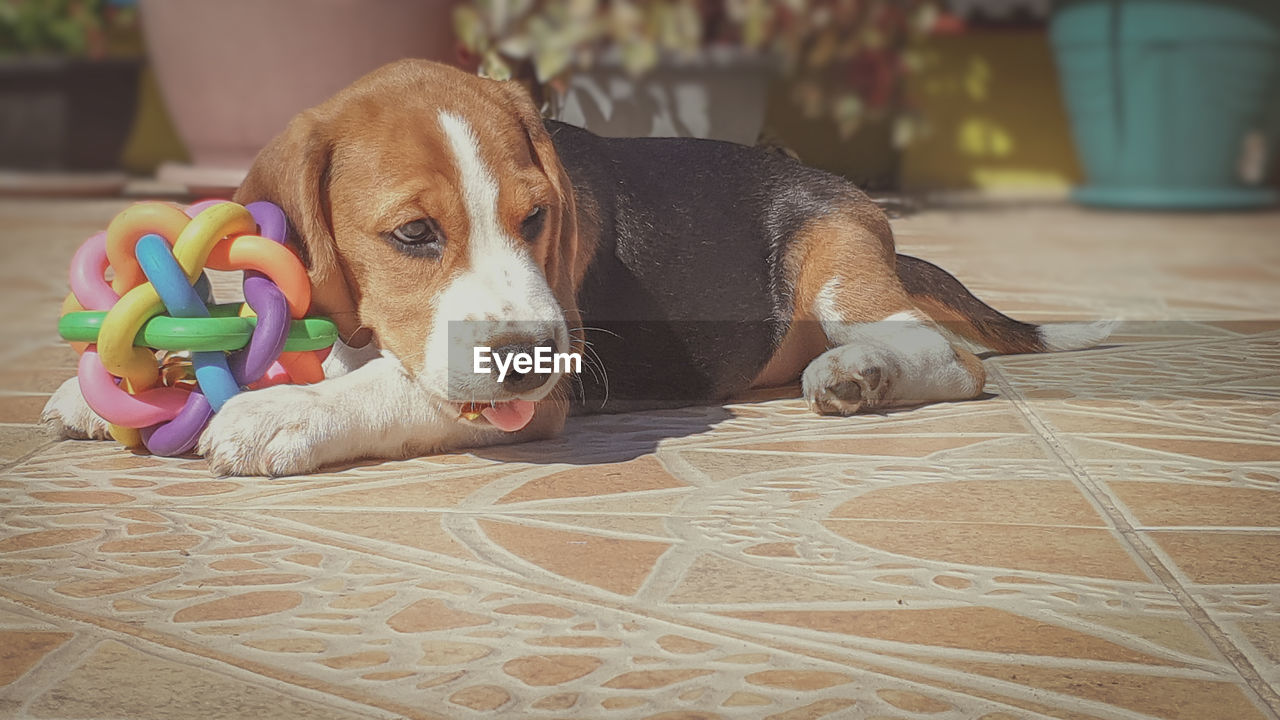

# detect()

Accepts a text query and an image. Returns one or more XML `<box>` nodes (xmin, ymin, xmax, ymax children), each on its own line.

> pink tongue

<box><xmin>480</xmin><ymin>399</ymin><xmax>537</xmax><ymax>432</ymax></box>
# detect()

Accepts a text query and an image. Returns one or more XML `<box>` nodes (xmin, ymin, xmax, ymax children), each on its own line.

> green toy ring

<box><xmin>59</xmin><ymin>304</ymin><xmax>338</xmax><ymax>353</ymax></box>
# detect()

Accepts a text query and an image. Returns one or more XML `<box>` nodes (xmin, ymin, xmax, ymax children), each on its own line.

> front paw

<box><xmin>43</xmin><ymin>377</ymin><xmax>112</xmax><ymax>440</ymax></box>
<box><xmin>198</xmin><ymin>385</ymin><xmax>335</xmax><ymax>476</ymax></box>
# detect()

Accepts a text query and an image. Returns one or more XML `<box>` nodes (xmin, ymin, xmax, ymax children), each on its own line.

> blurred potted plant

<box><xmin>1051</xmin><ymin>0</ymin><xmax>1280</xmax><ymax>209</ymax></box>
<box><xmin>138</xmin><ymin>0</ymin><xmax>458</xmax><ymax>195</ymax></box>
<box><xmin>0</xmin><ymin>0</ymin><xmax>142</xmax><ymax>171</ymax></box>
<box><xmin>455</xmin><ymin>0</ymin><xmax>940</xmax><ymax>148</ymax></box>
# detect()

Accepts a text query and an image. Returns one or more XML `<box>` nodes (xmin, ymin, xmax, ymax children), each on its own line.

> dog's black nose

<box><xmin>490</xmin><ymin>338</ymin><xmax>559</xmax><ymax>394</ymax></box>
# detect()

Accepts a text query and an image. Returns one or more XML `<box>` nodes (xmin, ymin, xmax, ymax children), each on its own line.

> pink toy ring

<box><xmin>77</xmin><ymin>350</ymin><xmax>189</xmax><ymax>428</ymax></box>
<box><xmin>69</xmin><ymin>232</ymin><xmax>117</xmax><ymax>311</ymax></box>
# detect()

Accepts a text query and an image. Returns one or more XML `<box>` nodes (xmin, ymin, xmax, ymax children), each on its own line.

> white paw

<box><xmin>198</xmin><ymin>384</ymin><xmax>339</xmax><ymax>477</ymax></box>
<box><xmin>42</xmin><ymin>377</ymin><xmax>113</xmax><ymax>440</ymax></box>
<box><xmin>801</xmin><ymin>345</ymin><xmax>893</xmax><ymax>416</ymax></box>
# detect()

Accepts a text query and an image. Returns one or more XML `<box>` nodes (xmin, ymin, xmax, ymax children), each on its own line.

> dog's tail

<box><xmin>896</xmin><ymin>254</ymin><xmax>1115</xmax><ymax>354</ymax></box>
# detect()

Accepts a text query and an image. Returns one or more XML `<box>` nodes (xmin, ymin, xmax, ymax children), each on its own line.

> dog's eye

<box><xmin>520</xmin><ymin>206</ymin><xmax>547</xmax><ymax>243</ymax></box>
<box><xmin>389</xmin><ymin>219</ymin><xmax>443</xmax><ymax>256</ymax></box>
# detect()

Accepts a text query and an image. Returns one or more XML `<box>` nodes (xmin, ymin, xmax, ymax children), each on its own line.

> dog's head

<box><xmin>235</xmin><ymin>60</ymin><xmax>588</xmax><ymax>431</ymax></box>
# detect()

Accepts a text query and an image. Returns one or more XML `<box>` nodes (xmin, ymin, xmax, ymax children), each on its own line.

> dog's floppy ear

<box><xmin>496</xmin><ymin>81</ymin><xmax>591</xmax><ymax>335</ymax></box>
<box><xmin>234</xmin><ymin>112</ymin><xmax>370</xmax><ymax>346</ymax></box>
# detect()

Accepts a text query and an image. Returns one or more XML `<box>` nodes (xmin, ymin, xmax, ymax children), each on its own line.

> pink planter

<box><xmin>140</xmin><ymin>0</ymin><xmax>457</xmax><ymax>192</ymax></box>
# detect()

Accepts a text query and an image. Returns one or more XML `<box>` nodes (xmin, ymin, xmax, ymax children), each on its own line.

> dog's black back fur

<box><xmin>546</xmin><ymin>120</ymin><xmax>865</xmax><ymax>412</ymax></box>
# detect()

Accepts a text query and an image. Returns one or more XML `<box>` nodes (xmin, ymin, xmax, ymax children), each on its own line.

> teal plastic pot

<box><xmin>1051</xmin><ymin>0</ymin><xmax>1280</xmax><ymax>209</ymax></box>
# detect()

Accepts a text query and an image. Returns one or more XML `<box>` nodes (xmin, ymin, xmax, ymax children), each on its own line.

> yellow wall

<box><xmin>120</xmin><ymin>66</ymin><xmax>189</xmax><ymax>174</ymax></box>
<box><xmin>901</xmin><ymin>30</ymin><xmax>1082</xmax><ymax>192</ymax></box>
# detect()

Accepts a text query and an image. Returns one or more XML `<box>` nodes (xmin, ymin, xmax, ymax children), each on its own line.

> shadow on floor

<box><xmin>471</xmin><ymin>404</ymin><xmax>735</xmax><ymax>466</ymax></box>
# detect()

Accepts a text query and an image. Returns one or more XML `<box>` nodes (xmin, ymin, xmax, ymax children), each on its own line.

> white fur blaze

<box><xmin>425</xmin><ymin>111</ymin><xmax>567</xmax><ymax>403</ymax></box>
<box><xmin>439</xmin><ymin>111</ymin><xmax>507</xmax><ymax>255</ymax></box>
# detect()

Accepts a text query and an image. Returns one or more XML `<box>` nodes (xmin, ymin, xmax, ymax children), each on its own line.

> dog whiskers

<box><xmin>567</xmin><ymin>325</ymin><xmax>621</xmax><ymax>339</ymax></box>
<box><xmin>576</xmin><ymin>340</ymin><xmax>609</xmax><ymax>407</ymax></box>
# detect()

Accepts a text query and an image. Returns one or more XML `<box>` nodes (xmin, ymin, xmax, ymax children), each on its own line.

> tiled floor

<box><xmin>1</xmin><ymin>197</ymin><xmax>1278</xmax><ymax>719</ymax></box>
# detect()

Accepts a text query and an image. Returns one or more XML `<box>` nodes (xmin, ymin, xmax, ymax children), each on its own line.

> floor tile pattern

<box><xmin>1</xmin><ymin>200</ymin><xmax>1278</xmax><ymax>719</ymax></box>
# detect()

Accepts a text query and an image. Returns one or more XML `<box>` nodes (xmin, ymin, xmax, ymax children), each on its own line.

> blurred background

<box><xmin>1</xmin><ymin>0</ymin><xmax>1278</xmax><ymax>208</ymax></box>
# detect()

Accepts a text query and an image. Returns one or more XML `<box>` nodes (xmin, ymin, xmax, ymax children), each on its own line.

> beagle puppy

<box><xmin>43</xmin><ymin>60</ymin><xmax>1111</xmax><ymax>475</ymax></box>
